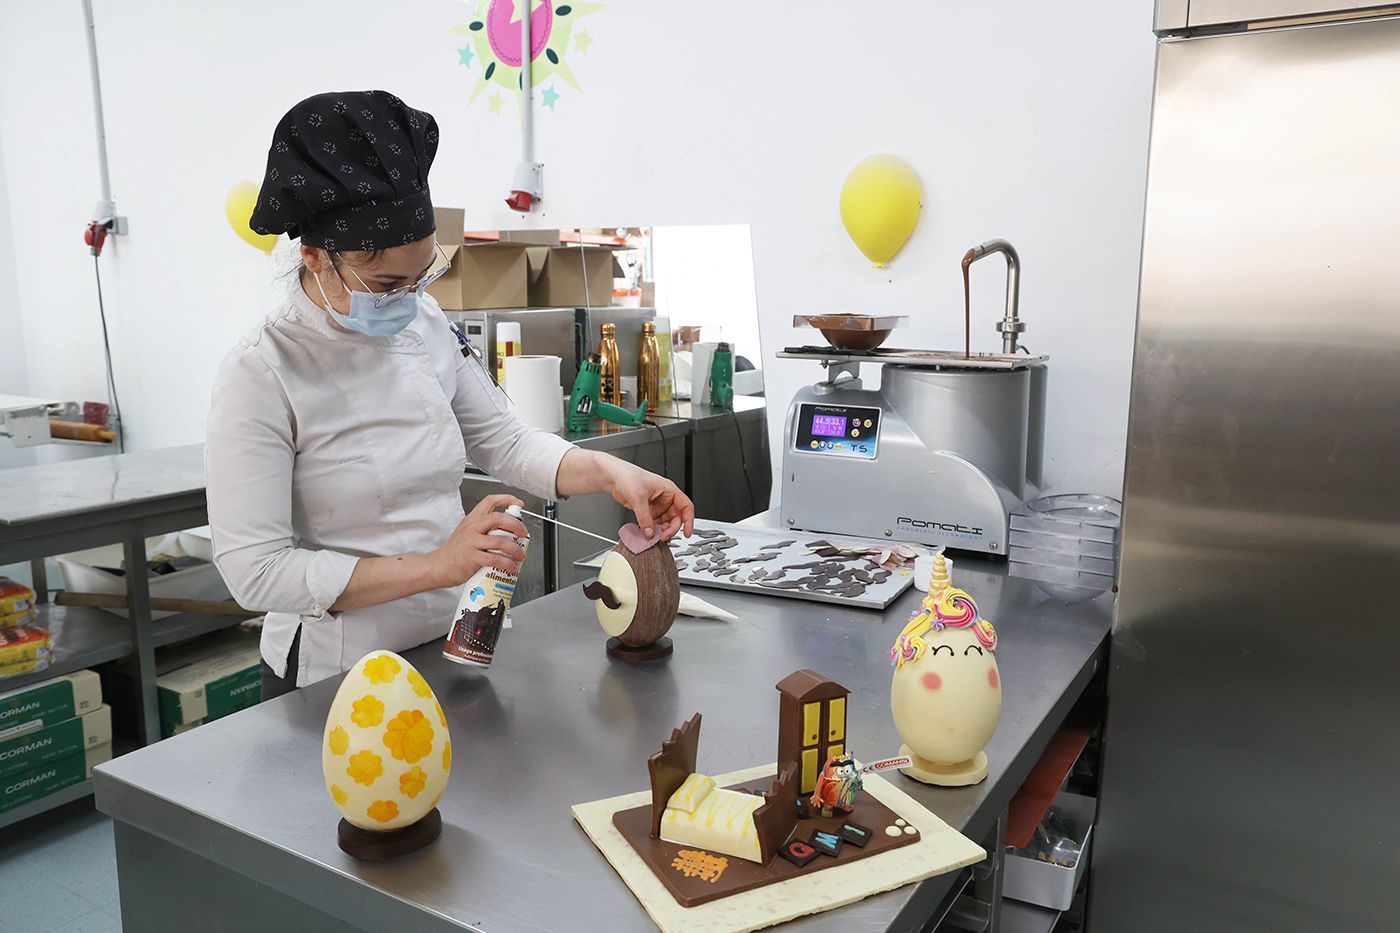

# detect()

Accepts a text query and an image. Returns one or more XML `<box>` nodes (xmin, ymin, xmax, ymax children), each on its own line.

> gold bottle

<box><xmin>638</xmin><ymin>321</ymin><xmax>660</xmax><ymax>415</ymax></box>
<box><xmin>598</xmin><ymin>322</ymin><xmax>621</xmax><ymax>406</ymax></box>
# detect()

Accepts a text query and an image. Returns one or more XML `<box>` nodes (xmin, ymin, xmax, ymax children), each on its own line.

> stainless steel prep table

<box><xmin>0</xmin><ymin>445</ymin><xmax>226</xmax><ymax>801</ymax></box>
<box><xmin>94</xmin><ymin>558</ymin><xmax>1111</xmax><ymax>932</ymax></box>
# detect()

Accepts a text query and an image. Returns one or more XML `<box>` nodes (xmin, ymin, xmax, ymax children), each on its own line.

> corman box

<box><xmin>1</xmin><ymin>743</ymin><xmax>112</xmax><ymax>815</ymax></box>
<box><xmin>0</xmin><ymin>669</ymin><xmax>102</xmax><ymax>735</ymax></box>
<box><xmin>111</xmin><ymin>629</ymin><xmax>262</xmax><ymax>728</ymax></box>
<box><xmin>0</xmin><ymin>704</ymin><xmax>111</xmax><ymax>779</ymax></box>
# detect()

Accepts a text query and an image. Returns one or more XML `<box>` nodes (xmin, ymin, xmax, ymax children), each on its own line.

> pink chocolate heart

<box><xmin>618</xmin><ymin>522</ymin><xmax>659</xmax><ymax>555</ymax></box>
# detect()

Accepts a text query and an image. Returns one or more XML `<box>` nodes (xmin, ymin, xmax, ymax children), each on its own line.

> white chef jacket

<box><xmin>206</xmin><ymin>285</ymin><xmax>573</xmax><ymax>687</ymax></box>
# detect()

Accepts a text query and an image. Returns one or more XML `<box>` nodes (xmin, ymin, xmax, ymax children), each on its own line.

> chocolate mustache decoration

<box><xmin>583</xmin><ymin>580</ymin><xmax>621</xmax><ymax>610</ymax></box>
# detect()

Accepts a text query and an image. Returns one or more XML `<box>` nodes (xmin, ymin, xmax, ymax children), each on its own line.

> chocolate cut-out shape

<box><xmin>809</xmin><ymin>829</ymin><xmax>843</xmax><ymax>857</ymax></box>
<box><xmin>839</xmin><ymin>821</ymin><xmax>873</xmax><ymax>848</ymax></box>
<box><xmin>618</xmin><ymin>522</ymin><xmax>661</xmax><ymax>555</ymax></box>
<box><xmin>647</xmin><ymin>714</ymin><xmax>701</xmax><ymax>837</ymax></box>
<box><xmin>751</xmin><ymin>763</ymin><xmax>799</xmax><ymax>864</ymax></box>
<box><xmin>583</xmin><ymin>580</ymin><xmax>621</xmax><ymax>609</ymax></box>
<box><xmin>778</xmin><ymin>839</ymin><xmax>819</xmax><ymax>868</ymax></box>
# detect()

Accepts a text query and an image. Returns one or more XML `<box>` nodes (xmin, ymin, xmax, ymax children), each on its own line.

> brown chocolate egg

<box><xmin>588</xmin><ymin>541</ymin><xmax>679</xmax><ymax>648</ymax></box>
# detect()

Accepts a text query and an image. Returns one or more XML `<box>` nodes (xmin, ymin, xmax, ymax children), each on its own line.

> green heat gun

<box><xmin>567</xmin><ymin>354</ymin><xmax>648</xmax><ymax>432</ymax></box>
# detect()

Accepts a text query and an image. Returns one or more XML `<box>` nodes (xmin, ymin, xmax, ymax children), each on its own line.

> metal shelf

<box><xmin>0</xmin><ymin>604</ymin><xmax>245</xmax><ymax>694</ymax></box>
<box><xmin>152</xmin><ymin>611</ymin><xmax>248</xmax><ymax>648</ymax></box>
<box><xmin>0</xmin><ymin>605</ymin><xmax>129</xmax><ymax>692</ymax></box>
<box><xmin>1000</xmin><ymin>899</ymin><xmax>1062</xmax><ymax>933</ymax></box>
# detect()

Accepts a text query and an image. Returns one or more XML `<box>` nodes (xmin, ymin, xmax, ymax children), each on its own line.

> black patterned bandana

<box><xmin>250</xmin><ymin>90</ymin><xmax>438</xmax><ymax>252</ymax></box>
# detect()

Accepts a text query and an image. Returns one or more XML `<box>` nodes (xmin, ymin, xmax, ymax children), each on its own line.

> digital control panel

<box><xmin>792</xmin><ymin>403</ymin><xmax>881</xmax><ymax>459</ymax></box>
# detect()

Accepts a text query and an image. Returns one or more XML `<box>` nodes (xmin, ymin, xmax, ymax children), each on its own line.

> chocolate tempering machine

<box><xmin>779</xmin><ymin>240</ymin><xmax>1046</xmax><ymax>555</ymax></box>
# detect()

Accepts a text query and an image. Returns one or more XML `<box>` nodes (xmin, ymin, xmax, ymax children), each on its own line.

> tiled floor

<box><xmin>0</xmin><ymin>799</ymin><xmax>122</xmax><ymax>932</ymax></box>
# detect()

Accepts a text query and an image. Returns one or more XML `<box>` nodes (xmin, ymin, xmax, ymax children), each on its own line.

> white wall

<box><xmin>0</xmin><ymin>1</ymin><xmax>1154</xmax><ymax>497</ymax></box>
<box><xmin>650</xmin><ymin>225</ymin><xmax>762</xmax><ymax>366</ymax></box>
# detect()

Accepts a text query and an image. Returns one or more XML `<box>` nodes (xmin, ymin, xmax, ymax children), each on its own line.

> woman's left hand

<box><xmin>603</xmin><ymin>457</ymin><xmax>695</xmax><ymax>542</ymax></box>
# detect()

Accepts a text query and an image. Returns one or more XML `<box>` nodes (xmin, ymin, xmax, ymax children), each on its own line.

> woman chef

<box><xmin>206</xmin><ymin>91</ymin><xmax>694</xmax><ymax>699</ymax></box>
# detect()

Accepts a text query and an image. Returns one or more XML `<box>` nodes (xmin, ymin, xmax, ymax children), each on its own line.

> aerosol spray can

<box><xmin>442</xmin><ymin>504</ymin><xmax>529</xmax><ymax>668</ymax></box>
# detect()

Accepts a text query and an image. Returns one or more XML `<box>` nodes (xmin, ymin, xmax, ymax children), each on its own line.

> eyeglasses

<box><xmin>334</xmin><ymin>242</ymin><xmax>452</xmax><ymax>309</ymax></box>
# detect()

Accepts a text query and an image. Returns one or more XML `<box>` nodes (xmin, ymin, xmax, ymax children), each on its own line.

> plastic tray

<box><xmin>1008</xmin><ymin>559</ymin><xmax>1114</xmax><ymax>591</ymax></box>
<box><xmin>1008</xmin><ymin>544</ymin><xmax>1117</xmax><ymax>576</ymax></box>
<box><xmin>1008</xmin><ymin>528</ymin><xmax>1118</xmax><ymax>560</ymax></box>
<box><xmin>1010</xmin><ymin>494</ymin><xmax>1121</xmax><ymax>545</ymax></box>
<box><xmin>1004</xmin><ymin>791</ymin><xmax>1095</xmax><ymax>911</ymax></box>
<box><xmin>55</xmin><ymin>535</ymin><xmax>229</xmax><ymax>621</ymax></box>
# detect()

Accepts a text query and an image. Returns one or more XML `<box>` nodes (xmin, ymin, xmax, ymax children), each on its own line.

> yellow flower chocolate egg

<box><xmin>322</xmin><ymin>651</ymin><xmax>450</xmax><ymax>831</ymax></box>
<box><xmin>889</xmin><ymin>555</ymin><xmax>1001</xmax><ymax>786</ymax></box>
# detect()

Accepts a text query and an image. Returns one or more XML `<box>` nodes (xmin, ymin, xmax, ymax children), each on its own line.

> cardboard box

<box><xmin>430</xmin><ymin>210</ymin><xmax>546</xmax><ymax>311</ymax></box>
<box><xmin>499</xmin><ymin>228</ymin><xmax>561</xmax><ymax>246</ymax></box>
<box><xmin>529</xmin><ymin>246</ymin><xmax>620</xmax><ymax>308</ymax></box>
<box><xmin>155</xmin><ymin>637</ymin><xmax>261</xmax><ymax>726</ymax></box>
<box><xmin>430</xmin><ymin>243</ymin><xmax>548</xmax><ymax>311</ymax></box>
<box><xmin>0</xmin><ymin>670</ymin><xmax>102</xmax><ymax>736</ymax></box>
<box><xmin>434</xmin><ymin>207</ymin><xmax>465</xmax><ymax>245</ymax></box>
<box><xmin>1</xmin><ymin>743</ymin><xmax>111</xmax><ymax>815</ymax></box>
<box><xmin>161</xmin><ymin>717</ymin><xmax>205</xmax><ymax>739</ymax></box>
<box><xmin>0</xmin><ymin>704</ymin><xmax>111</xmax><ymax>779</ymax></box>
<box><xmin>112</xmin><ymin>629</ymin><xmax>262</xmax><ymax>727</ymax></box>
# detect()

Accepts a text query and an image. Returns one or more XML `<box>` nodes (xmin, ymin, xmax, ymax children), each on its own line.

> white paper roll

<box><xmin>503</xmin><ymin>355</ymin><xmax>563</xmax><ymax>433</ymax></box>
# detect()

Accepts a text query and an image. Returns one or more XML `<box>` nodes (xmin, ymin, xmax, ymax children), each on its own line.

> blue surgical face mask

<box><xmin>313</xmin><ymin>268</ymin><xmax>421</xmax><ymax>337</ymax></box>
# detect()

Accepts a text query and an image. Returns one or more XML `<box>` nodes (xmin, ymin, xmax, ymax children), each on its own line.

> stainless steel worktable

<box><xmin>0</xmin><ymin>444</ymin><xmax>220</xmax><ymax>796</ymax></box>
<box><xmin>94</xmin><ymin>556</ymin><xmax>1111</xmax><ymax>932</ymax></box>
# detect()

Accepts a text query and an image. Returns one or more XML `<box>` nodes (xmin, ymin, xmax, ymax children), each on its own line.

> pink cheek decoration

<box><xmin>987</xmin><ymin>668</ymin><xmax>1000</xmax><ymax>690</ymax></box>
<box><xmin>921</xmin><ymin>672</ymin><xmax>942</xmax><ymax>692</ymax></box>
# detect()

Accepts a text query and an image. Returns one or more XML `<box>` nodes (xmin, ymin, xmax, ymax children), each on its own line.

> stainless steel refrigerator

<box><xmin>1091</xmin><ymin>4</ymin><xmax>1400</xmax><ymax>929</ymax></box>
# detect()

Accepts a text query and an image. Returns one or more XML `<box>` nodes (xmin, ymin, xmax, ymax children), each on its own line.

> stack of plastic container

<box><xmin>1008</xmin><ymin>495</ymin><xmax>1121</xmax><ymax>597</ymax></box>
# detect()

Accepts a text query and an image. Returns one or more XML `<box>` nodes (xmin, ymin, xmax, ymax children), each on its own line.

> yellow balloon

<box><xmin>225</xmin><ymin>180</ymin><xmax>278</xmax><ymax>254</ymax></box>
<box><xmin>839</xmin><ymin>155</ymin><xmax>923</xmax><ymax>268</ymax></box>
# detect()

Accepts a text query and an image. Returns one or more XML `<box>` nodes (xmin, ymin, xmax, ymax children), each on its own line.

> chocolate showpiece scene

<box><xmin>662</xmin><ymin>520</ymin><xmax>921</xmax><ymax>609</ymax></box>
<box><xmin>607</xmin><ymin>669</ymin><xmax>928</xmax><ymax>908</ymax></box>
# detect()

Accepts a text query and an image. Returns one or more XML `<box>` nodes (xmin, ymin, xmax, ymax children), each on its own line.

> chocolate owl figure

<box><xmin>810</xmin><ymin>754</ymin><xmax>863</xmax><ymax>818</ymax></box>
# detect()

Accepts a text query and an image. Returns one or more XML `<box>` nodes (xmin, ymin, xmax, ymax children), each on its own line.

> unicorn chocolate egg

<box><xmin>322</xmin><ymin>651</ymin><xmax>451</xmax><ymax>839</ymax></box>
<box><xmin>889</xmin><ymin>554</ymin><xmax>1000</xmax><ymax>786</ymax></box>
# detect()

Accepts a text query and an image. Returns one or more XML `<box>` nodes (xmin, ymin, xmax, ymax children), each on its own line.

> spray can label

<box><xmin>442</xmin><ymin>532</ymin><xmax>529</xmax><ymax>668</ymax></box>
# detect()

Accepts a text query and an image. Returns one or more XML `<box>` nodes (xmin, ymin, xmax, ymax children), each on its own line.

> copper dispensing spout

<box><xmin>962</xmin><ymin>239</ymin><xmax>1025</xmax><ymax>354</ymax></box>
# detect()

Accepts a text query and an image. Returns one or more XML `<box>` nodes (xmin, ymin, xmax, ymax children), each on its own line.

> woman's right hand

<box><xmin>430</xmin><ymin>494</ymin><xmax>529</xmax><ymax>587</ymax></box>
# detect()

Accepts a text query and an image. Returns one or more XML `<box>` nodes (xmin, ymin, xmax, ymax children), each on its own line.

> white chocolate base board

<box><xmin>899</xmin><ymin>745</ymin><xmax>990</xmax><ymax>786</ymax></box>
<box><xmin>572</xmin><ymin>764</ymin><xmax>985</xmax><ymax>933</ymax></box>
